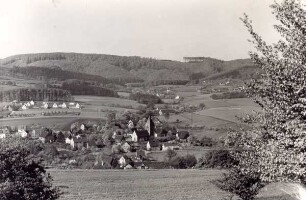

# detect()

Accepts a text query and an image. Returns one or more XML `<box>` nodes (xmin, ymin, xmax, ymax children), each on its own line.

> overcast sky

<box><xmin>0</xmin><ymin>0</ymin><xmax>280</xmax><ymax>61</ymax></box>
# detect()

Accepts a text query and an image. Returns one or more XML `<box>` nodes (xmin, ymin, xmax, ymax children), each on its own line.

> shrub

<box><xmin>197</xmin><ymin>149</ymin><xmax>235</xmax><ymax>169</ymax></box>
<box><xmin>169</xmin><ymin>154</ymin><xmax>197</xmax><ymax>169</ymax></box>
<box><xmin>0</xmin><ymin>137</ymin><xmax>60</xmax><ymax>200</ymax></box>
<box><xmin>214</xmin><ymin>167</ymin><xmax>265</xmax><ymax>200</ymax></box>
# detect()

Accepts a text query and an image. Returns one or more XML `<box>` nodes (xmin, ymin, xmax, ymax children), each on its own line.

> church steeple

<box><xmin>145</xmin><ymin>115</ymin><xmax>155</xmax><ymax>137</ymax></box>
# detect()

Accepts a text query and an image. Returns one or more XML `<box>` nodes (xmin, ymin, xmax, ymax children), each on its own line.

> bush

<box><xmin>214</xmin><ymin>167</ymin><xmax>265</xmax><ymax>200</ymax></box>
<box><xmin>169</xmin><ymin>154</ymin><xmax>197</xmax><ymax>169</ymax></box>
<box><xmin>197</xmin><ymin>149</ymin><xmax>235</xmax><ymax>169</ymax></box>
<box><xmin>0</xmin><ymin>137</ymin><xmax>60</xmax><ymax>200</ymax></box>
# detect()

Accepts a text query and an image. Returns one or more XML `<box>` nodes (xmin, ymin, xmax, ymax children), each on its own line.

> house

<box><xmin>176</xmin><ymin>131</ymin><xmax>190</xmax><ymax>141</ymax></box>
<box><xmin>119</xmin><ymin>155</ymin><xmax>132</xmax><ymax>167</ymax></box>
<box><xmin>124</xmin><ymin>164</ymin><xmax>134</xmax><ymax>170</ymax></box>
<box><xmin>43</xmin><ymin>103</ymin><xmax>50</xmax><ymax>109</ymax></box>
<box><xmin>21</xmin><ymin>104</ymin><xmax>28</xmax><ymax>110</ymax></box>
<box><xmin>127</xmin><ymin>120</ymin><xmax>134</xmax><ymax>129</ymax></box>
<box><xmin>131</xmin><ymin>130</ymin><xmax>149</xmax><ymax>142</ymax></box>
<box><xmin>65</xmin><ymin>134</ymin><xmax>73</xmax><ymax>145</ymax></box>
<box><xmin>61</xmin><ymin>103</ymin><xmax>67</xmax><ymax>108</ymax></box>
<box><xmin>39</xmin><ymin>129</ymin><xmax>55</xmax><ymax>143</ymax></box>
<box><xmin>17</xmin><ymin>126</ymin><xmax>28</xmax><ymax>138</ymax></box>
<box><xmin>70</xmin><ymin>135</ymin><xmax>88</xmax><ymax>149</ymax></box>
<box><xmin>52</xmin><ymin>103</ymin><xmax>58</xmax><ymax>108</ymax></box>
<box><xmin>0</xmin><ymin>133</ymin><xmax>6</xmax><ymax>139</ymax></box>
<box><xmin>30</xmin><ymin>100</ymin><xmax>35</xmax><ymax>105</ymax></box>
<box><xmin>146</xmin><ymin>139</ymin><xmax>160</xmax><ymax>151</ymax></box>
<box><xmin>162</xmin><ymin>143</ymin><xmax>181</xmax><ymax>151</ymax></box>
<box><xmin>75</xmin><ymin>103</ymin><xmax>81</xmax><ymax>109</ymax></box>
<box><xmin>159</xmin><ymin>110</ymin><xmax>163</xmax><ymax>116</ymax></box>
<box><xmin>121</xmin><ymin>142</ymin><xmax>131</xmax><ymax>153</ymax></box>
<box><xmin>26</xmin><ymin>102</ymin><xmax>31</xmax><ymax>107</ymax></box>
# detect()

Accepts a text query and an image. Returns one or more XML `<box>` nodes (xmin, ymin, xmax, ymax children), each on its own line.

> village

<box><xmin>0</xmin><ymin>95</ymin><xmax>214</xmax><ymax>169</ymax></box>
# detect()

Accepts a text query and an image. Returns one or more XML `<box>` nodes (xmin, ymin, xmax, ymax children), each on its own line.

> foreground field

<box><xmin>50</xmin><ymin>169</ymin><xmax>293</xmax><ymax>200</ymax></box>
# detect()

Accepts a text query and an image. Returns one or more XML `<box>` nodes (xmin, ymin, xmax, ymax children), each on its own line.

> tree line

<box><xmin>0</xmin><ymin>88</ymin><xmax>72</xmax><ymax>102</ymax></box>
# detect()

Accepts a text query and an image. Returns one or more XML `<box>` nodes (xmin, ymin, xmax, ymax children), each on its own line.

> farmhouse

<box><xmin>30</xmin><ymin>100</ymin><xmax>35</xmax><ymax>105</ymax></box>
<box><xmin>52</xmin><ymin>103</ymin><xmax>58</xmax><ymax>108</ymax></box>
<box><xmin>162</xmin><ymin>143</ymin><xmax>181</xmax><ymax>151</ymax></box>
<box><xmin>131</xmin><ymin>130</ymin><xmax>149</xmax><ymax>142</ymax></box>
<box><xmin>119</xmin><ymin>155</ymin><xmax>132</xmax><ymax>167</ymax></box>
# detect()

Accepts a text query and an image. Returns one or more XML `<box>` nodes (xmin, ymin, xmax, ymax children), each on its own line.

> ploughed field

<box><xmin>50</xmin><ymin>169</ymin><xmax>292</xmax><ymax>200</ymax></box>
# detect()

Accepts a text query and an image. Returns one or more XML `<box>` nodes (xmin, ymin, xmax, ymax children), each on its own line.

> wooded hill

<box><xmin>0</xmin><ymin>53</ymin><xmax>259</xmax><ymax>85</ymax></box>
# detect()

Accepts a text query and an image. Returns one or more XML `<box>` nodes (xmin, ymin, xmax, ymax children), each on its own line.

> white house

<box><xmin>43</xmin><ymin>103</ymin><xmax>50</xmax><ymax>109</ymax></box>
<box><xmin>18</xmin><ymin>129</ymin><xmax>28</xmax><ymax>138</ymax></box>
<box><xmin>30</xmin><ymin>100</ymin><xmax>35</xmax><ymax>105</ymax></box>
<box><xmin>21</xmin><ymin>104</ymin><xmax>28</xmax><ymax>110</ymax></box>
<box><xmin>69</xmin><ymin>102</ymin><xmax>75</xmax><ymax>106</ymax></box>
<box><xmin>127</xmin><ymin>120</ymin><xmax>134</xmax><ymax>129</ymax></box>
<box><xmin>52</xmin><ymin>103</ymin><xmax>58</xmax><ymax>108</ymax></box>
<box><xmin>175</xmin><ymin>95</ymin><xmax>180</xmax><ymax>100</ymax></box>
<box><xmin>0</xmin><ymin>133</ymin><xmax>6</xmax><ymax>139</ymax></box>
<box><xmin>75</xmin><ymin>103</ymin><xmax>81</xmax><ymax>109</ymax></box>
<box><xmin>119</xmin><ymin>155</ymin><xmax>130</xmax><ymax>167</ymax></box>
<box><xmin>146</xmin><ymin>141</ymin><xmax>151</xmax><ymax>151</ymax></box>
<box><xmin>159</xmin><ymin>110</ymin><xmax>163</xmax><ymax>116</ymax></box>
<box><xmin>61</xmin><ymin>103</ymin><xmax>67</xmax><ymax>108</ymax></box>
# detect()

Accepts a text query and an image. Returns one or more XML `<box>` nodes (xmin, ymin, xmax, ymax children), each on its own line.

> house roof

<box><xmin>134</xmin><ymin>130</ymin><xmax>149</xmax><ymax>138</ymax></box>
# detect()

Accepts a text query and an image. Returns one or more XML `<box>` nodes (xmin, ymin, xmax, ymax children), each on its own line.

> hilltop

<box><xmin>0</xmin><ymin>52</ymin><xmax>259</xmax><ymax>85</ymax></box>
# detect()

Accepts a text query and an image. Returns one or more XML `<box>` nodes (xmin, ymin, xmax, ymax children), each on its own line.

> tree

<box><xmin>217</xmin><ymin>0</ymin><xmax>306</xmax><ymax>199</ymax></box>
<box><xmin>165</xmin><ymin>149</ymin><xmax>177</xmax><ymax>162</ymax></box>
<box><xmin>0</xmin><ymin>137</ymin><xmax>60</xmax><ymax>200</ymax></box>
<box><xmin>239</xmin><ymin>0</ymin><xmax>306</xmax><ymax>183</ymax></box>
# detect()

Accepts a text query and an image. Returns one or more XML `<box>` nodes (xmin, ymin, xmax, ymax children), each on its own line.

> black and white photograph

<box><xmin>0</xmin><ymin>0</ymin><xmax>305</xmax><ymax>199</ymax></box>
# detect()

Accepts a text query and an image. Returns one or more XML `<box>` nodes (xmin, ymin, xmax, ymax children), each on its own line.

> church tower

<box><xmin>145</xmin><ymin>115</ymin><xmax>155</xmax><ymax>137</ymax></box>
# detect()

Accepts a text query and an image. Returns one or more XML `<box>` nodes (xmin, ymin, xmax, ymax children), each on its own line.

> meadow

<box><xmin>50</xmin><ymin>169</ymin><xmax>293</xmax><ymax>200</ymax></box>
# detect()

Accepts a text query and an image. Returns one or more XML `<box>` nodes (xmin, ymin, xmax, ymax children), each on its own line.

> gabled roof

<box><xmin>134</xmin><ymin>130</ymin><xmax>149</xmax><ymax>138</ymax></box>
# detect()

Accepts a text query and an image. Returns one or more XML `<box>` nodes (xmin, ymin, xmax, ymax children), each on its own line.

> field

<box><xmin>0</xmin><ymin>95</ymin><xmax>141</xmax><ymax>129</ymax></box>
<box><xmin>50</xmin><ymin>169</ymin><xmax>293</xmax><ymax>200</ymax></box>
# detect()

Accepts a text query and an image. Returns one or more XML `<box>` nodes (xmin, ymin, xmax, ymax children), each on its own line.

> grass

<box><xmin>49</xmin><ymin>169</ymin><xmax>293</xmax><ymax>200</ymax></box>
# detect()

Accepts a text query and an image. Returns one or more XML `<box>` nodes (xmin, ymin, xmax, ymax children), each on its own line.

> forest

<box><xmin>0</xmin><ymin>88</ymin><xmax>72</xmax><ymax>102</ymax></box>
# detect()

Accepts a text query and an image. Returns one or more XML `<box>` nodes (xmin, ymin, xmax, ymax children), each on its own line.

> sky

<box><xmin>0</xmin><ymin>0</ymin><xmax>280</xmax><ymax>61</ymax></box>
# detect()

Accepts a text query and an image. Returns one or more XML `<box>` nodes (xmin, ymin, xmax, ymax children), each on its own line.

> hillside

<box><xmin>0</xmin><ymin>52</ymin><xmax>257</xmax><ymax>84</ymax></box>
